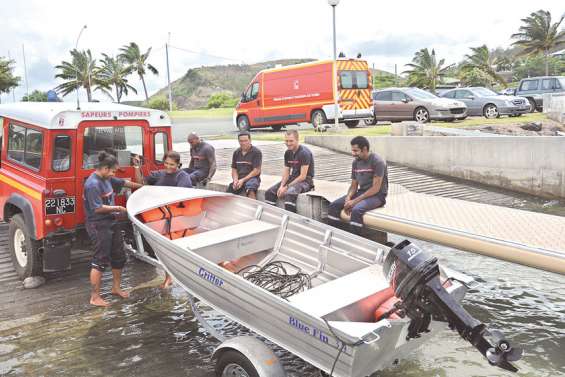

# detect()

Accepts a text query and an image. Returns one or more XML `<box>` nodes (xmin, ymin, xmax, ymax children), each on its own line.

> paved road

<box><xmin>171</xmin><ymin>117</ymin><xmax>317</xmax><ymax>141</ymax></box>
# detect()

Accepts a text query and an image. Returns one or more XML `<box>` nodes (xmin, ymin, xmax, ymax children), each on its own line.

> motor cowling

<box><xmin>383</xmin><ymin>240</ymin><xmax>522</xmax><ymax>373</ymax></box>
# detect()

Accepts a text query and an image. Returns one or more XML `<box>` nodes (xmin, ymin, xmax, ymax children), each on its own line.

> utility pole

<box><xmin>166</xmin><ymin>32</ymin><xmax>173</xmax><ymax>112</ymax></box>
<box><xmin>22</xmin><ymin>44</ymin><xmax>29</xmax><ymax>98</ymax></box>
<box><xmin>394</xmin><ymin>64</ymin><xmax>398</xmax><ymax>86</ymax></box>
<box><xmin>328</xmin><ymin>0</ymin><xmax>340</xmax><ymax>129</ymax></box>
<box><xmin>8</xmin><ymin>50</ymin><xmax>16</xmax><ymax>102</ymax></box>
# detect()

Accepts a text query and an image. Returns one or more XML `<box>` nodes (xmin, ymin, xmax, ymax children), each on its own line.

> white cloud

<box><xmin>1</xmin><ymin>0</ymin><xmax>563</xmax><ymax>102</ymax></box>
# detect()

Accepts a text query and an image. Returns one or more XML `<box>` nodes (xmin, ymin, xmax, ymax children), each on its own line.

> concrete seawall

<box><xmin>305</xmin><ymin>135</ymin><xmax>565</xmax><ymax>199</ymax></box>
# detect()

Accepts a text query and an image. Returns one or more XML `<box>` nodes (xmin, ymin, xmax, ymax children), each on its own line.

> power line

<box><xmin>168</xmin><ymin>45</ymin><xmax>244</xmax><ymax>64</ymax></box>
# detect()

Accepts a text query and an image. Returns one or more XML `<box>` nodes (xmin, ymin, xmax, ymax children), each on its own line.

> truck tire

<box><xmin>237</xmin><ymin>115</ymin><xmax>250</xmax><ymax>132</ymax></box>
<box><xmin>527</xmin><ymin>98</ymin><xmax>536</xmax><ymax>113</ymax></box>
<box><xmin>311</xmin><ymin>110</ymin><xmax>327</xmax><ymax>129</ymax></box>
<box><xmin>271</xmin><ymin>125</ymin><xmax>282</xmax><ymax>132</ymax></box>
<box><xmin>9</xmin><ymin>214</ymin><xmax>42</xmax><ymax>279</ymax></box>
<box><xmin>344</xmin><ymin>120</ymin><xmax>360</xmax><ymax>128</ymax></box>
<box><xmin>215</xmin><ymin>350</ymin><xmax>260</xmax><ymax>377</ymax></box>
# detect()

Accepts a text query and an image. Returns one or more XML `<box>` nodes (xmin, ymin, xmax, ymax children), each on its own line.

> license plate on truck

<box><xmin>45</xmin><ymin>197</ymin><xmax>76</xmax><ymax>215</ymax></box>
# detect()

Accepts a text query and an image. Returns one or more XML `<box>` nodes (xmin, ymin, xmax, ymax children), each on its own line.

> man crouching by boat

<box><xmin>228</xmin><ymin>131</ymin><xmax>262</xmax><ymax>199</ymax></box>
<box><xmin>265</xmin><ymin>129</ymin><xmax>314</xmax><ymax>213</ymax></box>
<box><xmin>84</xmin><ymin>152</ymin><xmax>143</xmax><ymax>307</ymax></box>
<box><xmin>327</xmin><ymin>136</ymin><xmax>388</xmax><ymax>236</ymax></box>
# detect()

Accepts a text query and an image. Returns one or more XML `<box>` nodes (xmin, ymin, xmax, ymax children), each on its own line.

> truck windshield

<box><xmin>82</xmin><ymin>126</ymin><xmax>143</xmax><ymax>169</ymax></box>
<box><xmin>340</xmin><ymin>71</ymin><xmax>369</xmax><ymax>89</ymax></box>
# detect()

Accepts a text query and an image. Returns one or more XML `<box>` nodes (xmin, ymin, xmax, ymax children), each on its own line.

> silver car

<box><xmin>440</xmin><ymin>87</ymin><xmax>530</xmax><ymax>118</ymax></box>
<box><xmin>372</xmin><ymin>87</ymin><xmax>467</xmax><ymax>123</ymax></box>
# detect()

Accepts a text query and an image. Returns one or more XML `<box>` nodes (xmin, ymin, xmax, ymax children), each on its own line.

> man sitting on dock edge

<box><xmin>327</xmin><ymin>136</ymin><xmax>388</xmax><ymax>236</ymax></box>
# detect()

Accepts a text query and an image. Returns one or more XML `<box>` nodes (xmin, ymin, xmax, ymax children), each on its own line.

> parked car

<box><xmin>371</xmin><ymin>87</ymin><xmax>467</xmax><ymax>123</ymax></box>
<box><xmin>515</xmin><ymin>76</ymin><xmax>565</xmax><ymax>112</ymax></box>
<box><xmin>440</xmin><ymin>87</ymin><xmax>530</xmax><ymax>118</ymax></box>
<box><xmin>499</xmin><ymin>88</ymin><xmax>517</xmax><ymax>96</ymax></box>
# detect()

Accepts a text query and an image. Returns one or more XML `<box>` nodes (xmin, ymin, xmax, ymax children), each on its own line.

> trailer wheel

<box><xmin>9</xmin><ymin>214</ymin><xmax>42</xmax><ymax>279</ymax></box>
<box><xmin>271</xmin><ymin>125</ymin><xmax>282</xmax><ymax>132</ymax></box>
<box><xmin>344</xmin><ymin>120</ymin><xmax>359</xmax><ymax>128</ymax></box>
<box><xmin>215</xmin><ymin>350</ymin><xmax>260</xmax><ymax>377</ymax></box>
<box><xmin>237</xmin><ymin>115</ymin><xmax>250</xmax><ymax>132</ymax></box>
<box><xmin>311</xmin><ymin>110</ymin><xmax>327</xmax><ymax>129</ymax></box>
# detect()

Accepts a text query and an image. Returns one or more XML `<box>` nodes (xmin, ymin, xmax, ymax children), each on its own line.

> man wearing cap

<box><xmin>228</xmin><ymin>132</ymin><xmax>262</xmax><ymax>199</ymax></box>
<box><xmin>265</xmin><ymin>130</ymin><xmax>314</xmax><ymax>213</ymax></box>
<box><xmin>327</xmin><ymin>136</ymin><xmax>388</xmax><ymax>235</ymax></box>
<box><xmin>185</xmin><ymin>132</ymin><xmax>216</xmax><ymax>185</ymax></box>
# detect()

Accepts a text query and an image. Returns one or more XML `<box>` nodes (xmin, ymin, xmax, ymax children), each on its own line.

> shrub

<box><xmin>208</xmin><ymin>91</ymin><xmax>237</xmax><ymax>108</ymax></box>
<box><xmin>146</xmin><ymin>96</ymin><xmax>170</xmax><ymax>111</ymax></box>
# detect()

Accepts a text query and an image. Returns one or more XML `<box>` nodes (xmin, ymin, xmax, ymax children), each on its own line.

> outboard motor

<box><xmin>383</xmin><ymin>240</ymin><xmax>522</xmax><ymax>372</ymax></box>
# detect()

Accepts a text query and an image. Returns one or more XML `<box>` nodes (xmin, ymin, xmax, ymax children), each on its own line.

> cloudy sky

<box><xmin>1</xmin><ymin>0</ymin><xmax>563</xmax><ymax>102</ymax></box>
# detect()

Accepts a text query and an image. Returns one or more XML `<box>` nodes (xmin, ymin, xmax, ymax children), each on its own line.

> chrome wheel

<box><xmin>13</xmin><ymin>228</ymin><xmax>27</xmax><ymax>267</ymax></box>
<box><xmin>221</xmin><ymin>364</ymin><xmax>250</xmax><ymax>377</ymax></box>
<box><xmin>414</xmin><ymin>108</ymin><xmax>429</xmax><ymax>123</ymax></box>
<box><xmin>484</xmin><ymin>105</ymin><xmax>499</xmax><ymax>119</ymax></box>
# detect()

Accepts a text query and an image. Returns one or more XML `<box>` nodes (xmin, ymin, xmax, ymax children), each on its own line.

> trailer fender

<box><xmin>213</xmin><ymin>336</ymin><xmax>286</xmax><ymax>377</ymax></box>
<box><xmin>5</xmin><ymin>194</ymin><xmax>38</xmax><ymax>240</ymax></box>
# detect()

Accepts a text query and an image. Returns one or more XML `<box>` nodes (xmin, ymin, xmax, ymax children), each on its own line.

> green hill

<box><xmin>152</xmin><ymin>59</ymin><xmax>395</xmax><ymax>110</ymax></box>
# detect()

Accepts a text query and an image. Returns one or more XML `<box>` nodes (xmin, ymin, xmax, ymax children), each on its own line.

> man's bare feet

<box><xmin>159</xmin><ymin>275</ymin><xmax>173</xmax><ymax>289</ymax></box>
<box><xmin>90</xmin><ymin>295</ymin><xmax>110</xmax><ymax>307</ymax></box>
<box><xmin>111</xmin><ymin>289</ymin><xmax>130</xmax><ymax>299</ymax></box>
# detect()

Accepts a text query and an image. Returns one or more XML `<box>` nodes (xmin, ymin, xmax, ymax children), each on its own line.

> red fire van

<box><xmin>234</xmin><ymin>59</ymin><xmax>373</xmax><ymax>131</ymax></box>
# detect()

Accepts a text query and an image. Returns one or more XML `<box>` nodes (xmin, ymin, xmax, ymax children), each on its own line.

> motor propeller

<box><xmin>383</xmin><ymin>240</ymin><xmax>522</xmax><ymax>373</ymax></box>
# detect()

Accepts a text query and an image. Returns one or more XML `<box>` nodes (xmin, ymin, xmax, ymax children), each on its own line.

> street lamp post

<box><xmin>328</xmin><ymin>0</ymin><xmax>340</xmax><ymax>129</ymax></box>
<box><xmin>75</xmin><ymin>25</ymin><xmax>87</xmax><ymax>110</ymax></box>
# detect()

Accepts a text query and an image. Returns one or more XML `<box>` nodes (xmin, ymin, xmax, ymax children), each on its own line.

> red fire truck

<box><xmin>0</xmin><ymin>103</ymin><xmax>171</xmax><ymax>279</ymax></box>
<box><xmin>234</xmin><ymin>59</ymin><xmax>373</xmax><ymax>131</ymax></box>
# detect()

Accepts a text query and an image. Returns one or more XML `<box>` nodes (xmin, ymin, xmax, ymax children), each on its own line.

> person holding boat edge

<box><xmin>265</xmin><ymin>130</ymin><xmax>314</xmax><ymax>213</ymax></box>
<box><xmin>84</xmin><ymin>151</ymin><xmax>143</xmax><ymax>307</ymax></box>
<box><xmin>327</xmin><ymin>136</ymin><xmax>388</xmax><ymax>236</ymax></box>
<box><xmin>228</xmin><ymin>131</ymin><xmax>262</xmax><ymax>199</ymax></box>
<box><xmin>133</xmin><ymin>150</ymin><xmax>192</xmax><ymax>288</ymax></box>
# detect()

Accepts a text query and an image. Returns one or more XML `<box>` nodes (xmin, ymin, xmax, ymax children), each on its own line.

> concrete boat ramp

<box><xmin>208</xmin><ymin>142</ymin><xmax>565</xmax><ymax>275</ymax></box>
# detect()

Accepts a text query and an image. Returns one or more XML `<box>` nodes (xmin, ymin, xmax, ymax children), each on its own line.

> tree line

<box><xmin>1</xmin><ymin>9</ymin><xmax>563</xmax><ymax>105</ymax></box>
<box><xmin>0</xmin><ymin>42</ymin><xmax>158</xmax><ymax>104</ymax></box>
<box><xmin>54</xmin><ymin>42</ymin><xmax>158</xmax><ymax>103</ymax></box>
<box><xmin>402</xmin><ymin>10</ymin><xmax>565</xmax><ymax>92</ymax></box>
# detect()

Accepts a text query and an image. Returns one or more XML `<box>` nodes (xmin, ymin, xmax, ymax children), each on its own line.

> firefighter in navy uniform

<box><xmin>83</xmin><ymin>152</ymin><xmax>143</xmax><ymax>307</ymax></box>
<box><xmin>185</xmin><ymin>132</ymin><xmax>216</xmax><ymax>185</ymax></box>
<box><xmin>228</xmin><ymin>132</ymin><xmax>262</xmax><ymax>199</ymax></box>
<box><xmin>328</xmin><ymin>136</ymin><xmax>388</xmax><ymax>235</ymax></box>
<box><xmin>265</xmin><ymin>130</ymin><xmax>314</xmax><ymax>213</ymax></box>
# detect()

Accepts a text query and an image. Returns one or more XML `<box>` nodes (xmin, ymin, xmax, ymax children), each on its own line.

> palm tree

<box><xmin>118</xmin><ymin>42</ymin><xmax>158</xmax><ymax>102</ymax></box>
<box><xmin>511</xmin><ymin>10</ymin><xmax>565</xmax><ymax>76</ymax></box>
<box><xmin>460</xmin><ymin>45</ymin><xmax>506</xmax><ymax>87</ymax></box>
<box><xmin>402</xmin><ymin>48</ymin><xmax>452</xmax><ymax>92</ymax></box>
<box><xmin>0</xmin><ymin>57</ymin><xmax>20</xmax><ymax>102</ymax></box>
<box><xmin>98</xmin><ymin>54</ymin><xmax>137</xmax><ymax>103</ymax></box>
<box><xmin>54</xmin><ymin>49</ymin><xmax>100</xmax><ymax>101</ymax></box>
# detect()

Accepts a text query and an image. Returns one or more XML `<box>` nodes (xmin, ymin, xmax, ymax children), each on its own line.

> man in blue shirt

<box><xmin>84</xmin><ymin>151</ymin><xmax>142</xmax><ymax>307</ymax></box>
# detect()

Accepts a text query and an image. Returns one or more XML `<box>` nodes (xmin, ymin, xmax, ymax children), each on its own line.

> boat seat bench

<box><xmin>288</xmin><ymin>263</ymin><xmax>390</xmax><ymax>318</ymax></box>
<box><xmin>171</xmin><ymin>219</ymin><xmax>280</xmax><ymax>264</ymax></box>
